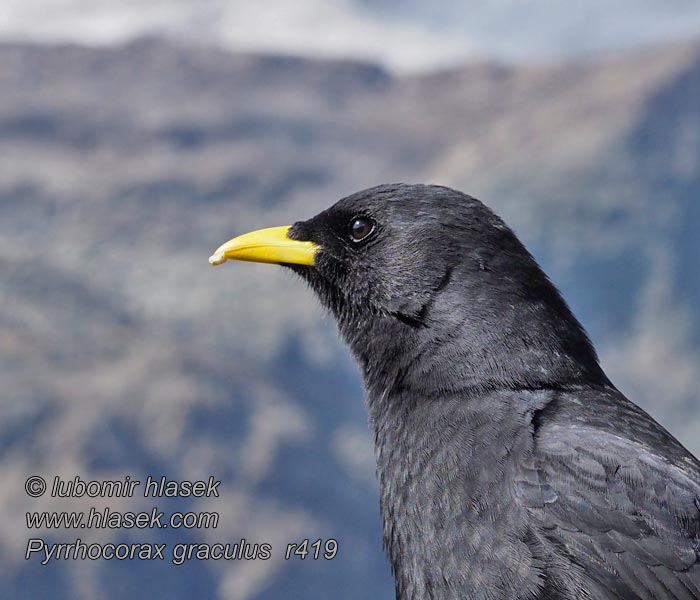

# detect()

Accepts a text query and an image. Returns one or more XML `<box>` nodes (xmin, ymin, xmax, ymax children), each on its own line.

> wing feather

<box><xmin>518</xmin><ymin>389</ymin><xmax>700</xmax><ymax>599</ymax></box>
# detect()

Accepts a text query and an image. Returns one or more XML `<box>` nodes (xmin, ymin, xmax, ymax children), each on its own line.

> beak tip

<box><xmin>209</xmin><ymin>253</ymin><xmax>226</xmax><ymax>266</ymax></box>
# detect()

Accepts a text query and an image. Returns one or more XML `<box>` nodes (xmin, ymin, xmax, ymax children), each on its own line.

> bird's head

<box><xmin>210</xmin><ymin>183</ymin><xmax>608</xmax><ymax>397</ymax></box>
<box><xmin>210</xmin><ymin>184</ymin><xmax>489</xmax><ymax>324</ymax></box>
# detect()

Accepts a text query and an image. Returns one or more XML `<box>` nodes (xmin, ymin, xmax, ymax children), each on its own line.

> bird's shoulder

<box><xmin>515</xmin><ymin>385</ymin><xmax>700</xmax><ymax>599</ymax></box>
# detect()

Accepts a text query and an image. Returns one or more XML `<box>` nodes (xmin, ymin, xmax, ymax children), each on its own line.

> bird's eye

<box><xmin>349</xmin><ymin>216</ymin><xmax>375</xmax><ymax>242</ymax></box>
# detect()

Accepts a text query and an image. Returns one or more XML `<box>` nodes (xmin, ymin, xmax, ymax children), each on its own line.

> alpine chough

<box><xmin>210</xmin><ymin>183</ymin><xmax>700</xmax><ymax>600</ymax></box>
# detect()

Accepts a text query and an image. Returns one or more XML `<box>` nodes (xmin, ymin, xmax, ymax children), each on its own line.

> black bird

<box><xmin>209</xmin><ymin>184</ymin><xmax>700</xmax><ymax>600</ymax></box>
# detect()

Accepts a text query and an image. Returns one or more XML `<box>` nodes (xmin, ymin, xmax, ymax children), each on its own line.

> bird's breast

<box><xmin>371</xmin><ymin>391</ymin><xmax>540</xmax><ymax>599</ymax></box>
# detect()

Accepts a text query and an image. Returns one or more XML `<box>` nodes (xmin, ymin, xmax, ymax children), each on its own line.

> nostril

<box><xmin>288</xmin><ymin>221</ymin><xmax>311</xmax><ymax>241</ymax></box>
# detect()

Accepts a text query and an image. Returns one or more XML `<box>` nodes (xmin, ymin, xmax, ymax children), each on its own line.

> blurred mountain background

<box><xmin>1</xmin><ymin>2</ymin><xmax>699</xmax><ymax>599</ymax></box>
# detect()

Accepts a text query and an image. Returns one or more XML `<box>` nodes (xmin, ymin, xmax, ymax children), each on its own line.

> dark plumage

<box><xmin>214</xmin><ymin>183</ymin><xmax>700</xmax><ymax>599</ymax></box>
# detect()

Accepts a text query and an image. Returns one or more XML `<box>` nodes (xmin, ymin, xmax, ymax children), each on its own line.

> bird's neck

<box><xmin>342</xmin><ymin>263</ymin><xmax>610</xmax><ymax>404</ymax></box>
<box><xmin>347</xmin><ymin>326</ymin><xmax>608</xmax><ymax>416</ymax></box>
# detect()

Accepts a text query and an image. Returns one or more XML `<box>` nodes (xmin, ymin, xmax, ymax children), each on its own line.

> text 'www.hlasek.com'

<box><xmin>24</xmin><ymin>475</ymin><xmax>338</xmax><ymax>565</ymax></box>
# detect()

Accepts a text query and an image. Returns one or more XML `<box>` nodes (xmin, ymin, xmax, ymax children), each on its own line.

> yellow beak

<box><xmin>208</xmin><ymin>225</ymin><xmax>318</xmax><ymax>267</ymax></box>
